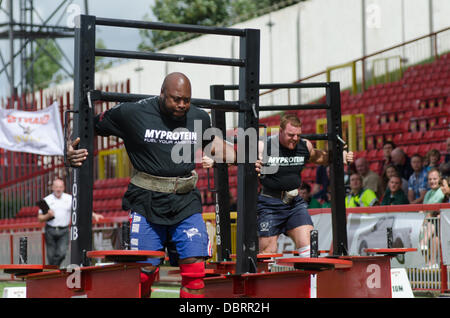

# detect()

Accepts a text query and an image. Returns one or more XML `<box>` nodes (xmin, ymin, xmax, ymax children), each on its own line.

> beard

<box><xmin>159</xmin><ymin>97</ymin><xmax>187</xmax><ymax>122</ymax></box>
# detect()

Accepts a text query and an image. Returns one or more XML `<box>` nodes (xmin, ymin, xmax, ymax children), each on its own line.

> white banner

<box><xmin>278</xmin><ymin>211</ymin><xmax>426</xmax><ymax>267</ymax></box>
<box><xmin>0</xmin><ymin>102</ymin><xmax>64</xmax><ymax>156</ymax></box>
<box><xmin>347</xmin><ymin>212</ymin><xmax>425</xmax><ymax>268</ymax></box>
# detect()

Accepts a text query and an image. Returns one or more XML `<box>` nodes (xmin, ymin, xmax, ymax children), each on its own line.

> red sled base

<box><xmin>0</xmin><ymin>248</ymin><xmax>415</xmax><ymax>298</ymax></box>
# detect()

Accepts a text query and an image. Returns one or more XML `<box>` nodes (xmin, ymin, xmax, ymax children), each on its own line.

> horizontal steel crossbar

<box><xmin>222</xmin><ymin>82</ymin><xmax>330</xmax><ymax>90</ymax></box>
<box><xmin>95</xmin><ymin>17</ymin><xmax>246</xmax><ymax>36</ymax></box>
<box><xmin>260</xmin><ymin>104</ymin><xmax>329</xmax><ymax>111</ymax></box>
<box><xmin>90</xmin><ymin>90</ymin><xmax>240</xmax><ymax>111</ymax></box>
<box><xmin>95</xmin><ymin>48</ymin><xmax>245</xmax><ymax>67</ymax></box>
<box><xmin>300</xmin><ymin>133</ymin><xmax>329</xmax><ymax>140</ymax></box>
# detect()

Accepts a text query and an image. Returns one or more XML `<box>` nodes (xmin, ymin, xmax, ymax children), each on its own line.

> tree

<box><xmin>139</xmin><ymin>0</ymin><xmax>231</xmax><ymax>52</ymax></box>
<box><xmin>26</xmin><ymin>39</ymin><xmax>63</xmax><ymax>90</ymax></box>
<box><xmin>139</xmin><ymin>0</ymin><xmax>301</xmax><ymax>51</ymax></box>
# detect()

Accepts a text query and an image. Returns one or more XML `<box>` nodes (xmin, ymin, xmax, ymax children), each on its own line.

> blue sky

<box><xmin>0</xmin><ymin>0</ymin><xmax>155</xmax><ymax>99</ymax></box>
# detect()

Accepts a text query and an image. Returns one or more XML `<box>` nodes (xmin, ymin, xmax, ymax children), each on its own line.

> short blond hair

<box><xmin>280</xmin><ymin>113</ymin><xmax>302</xmax><ymax>129</ymax></box>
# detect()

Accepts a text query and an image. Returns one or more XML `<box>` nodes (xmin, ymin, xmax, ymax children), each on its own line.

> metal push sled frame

<box><xmin>0</xmin><ymin>15</ymin><xmax>261</xmax><ymax>298</ymax></box>
<box><xmin>204</xmin><ymin>83</ymin><xmax>416</xmax><ymax>297</ymax></box>
<box><xmin>209</xmin><ymin>82</ymin><xmax>349</xmax><ymax>265</ymax></box>
<box><xmin>69</xmin><ymin>15</ymin><xmax>261</xmax><ymax>273</ymax></box>
<box><xmin>0</xmin><ymin>15</ymin><xmax>415</xmax><ymax>298</ymax></box>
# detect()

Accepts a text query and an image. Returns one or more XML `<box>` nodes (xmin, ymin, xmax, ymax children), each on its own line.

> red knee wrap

<box><xmin>140</xmin><ymin>267</ymin><xmax>159</xmax><ymax>298</ymax></box>
<box><xmin>180</xmin><ymin>262</ymin><xmax>205</xmax><ymax>290</ymax></box>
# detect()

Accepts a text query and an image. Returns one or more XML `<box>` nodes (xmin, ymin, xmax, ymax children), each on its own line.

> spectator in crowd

<box><xmin>299</xmin><ymin>182</ymin><xmax>322</xmax><ymax>209</ymax></box>
<box><xmin>445</xmin><ymin>137</ymin><xmax>450</xmax><ymax>163</ymax></box>
<box><xmin>439</xmin><ymin>138</ymin><xmax>450</xmax><ymax>178</ymax></box>
<box><xmin>441</xmin><ymin>175</ymin><xmax>450</xmax><ymax>203</ymax></box>
<box><xmin>381</xmin><ymin>175</ymin><xmax>409</xmax><ymax>205</ymax></box>
<box><xmin>312</xmin><ymin>165</ymin><xmax>329</xmax><ymax>202</ymax></box>
<box><xmin>382</xmin><ymin>164</ymin><xmax>408</xmax><ymax>196</ymax></box>
<box><xmin>424</xmin><ymin>149</ymin><xmax>441</xmax><ymax>173</ymax></box>
<box><xmin>320</xmin><ymin>190</ymin><xmax>332</xmax><ymax>208</ymax></box>
<box><xmin>408</xmin><ymin>154</ymin><xmax>428</xmax><ymax>204</ymax></box>
<box><xmin>422</xmin><ymin>168</ymin><xmax>444</xmax><ymax>267</ymax></box>
<box><xmin>37</xmin><ymin>178</ymin><xmax>72</xmax><ymax>267</ymax></box>
<box><xmin>355</xmin><ymin>157</ymin><xmax>383</xmax><ymax>198</ymax></box>
<box><xmin>345</xmin><ymin>173</ymin><xmax>379</xmax><ymax>207</ymax></box>
<box><xmin>38</xmin><ymin>178</ymin><xmax>103</xmax><ymax>266</ymax></box>
<box><xmin>440</xmin><ymin>161</ymin><xmax>450</xmax><ymax>179</ymax></box>
<box><xmin>378</xmin><ymin>141</ymin><xmax>396</xmax><ymax>175</ymax></box>
<box><xmin>423</xmin><ymin>168</ymin><xmax>445</xmax><ymax>204</ymax></box>
<box><xmin>391</xmin><ymin>147</ymin><xmax>414</xmax><ymax>180</ymax></box>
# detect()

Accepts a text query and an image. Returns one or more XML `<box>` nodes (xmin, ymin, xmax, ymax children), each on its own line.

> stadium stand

<box><xmin>212</xmin><ymin>53</ymin><xmax>450</xmax><ymax>205</ymax></box>
<box><xmin>2</xmin><ymin>54</ymin><xmax>449</xmax><ymax>221</ymax></box>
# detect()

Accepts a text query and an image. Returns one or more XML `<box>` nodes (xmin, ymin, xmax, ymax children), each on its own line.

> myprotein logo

<box><xmin>151</xmin><ymin>119</ymin><xmax>282</xmax><ymax>174</ymax></box>
<box><xmin>144</xmin><ymin>129</ymin><xmax>198</xmax><ymax>145</ymax></box>
<box><xmin>266</xmin><ymin>156</ymin><xmax>305</xmax><ymax>166</ymax></box>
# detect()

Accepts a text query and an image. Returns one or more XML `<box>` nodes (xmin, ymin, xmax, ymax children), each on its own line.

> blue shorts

<box><xmin>129</xmin><ymin>212</ymin><xmax>212</xmax><ymax>266</ymax></box>
<box><xmin>256</xmin><ymin>195</ymin><xmax>313</xmax><ymax>237</ymax></box>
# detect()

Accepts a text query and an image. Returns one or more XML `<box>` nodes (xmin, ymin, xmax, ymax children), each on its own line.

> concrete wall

<box><xmin>44</xmin><ymin>0</ymin><xmax>450</xmax><ymax>125</ymax></box>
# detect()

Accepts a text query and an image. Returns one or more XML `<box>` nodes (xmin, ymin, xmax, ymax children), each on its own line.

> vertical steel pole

<box><xmin>8</xmin><ymin>0</ymin><xmax>15</xmax><ymax>100</ymax></box>
<box><xmin>235</xmin><ymin>29</ymin><xmax>260</xmax><ymax>274</ymax></box>
<box><xmin>19</xmin><ymin>237</ymin><xmax>27</xmax><ymax>264</ymax></box>
<box><xmin>210</xmin><ymin>85</ymin><xmax>232</xmax><ymax>261</ymax></box>
<box><xmin>70</xmin><ymin>15</ymin><xmax>96</xmax><ymax>266</ymax></box>
<box><xmin>326</xmin><ymin>82</ymin><xmax>348</xmax><ymax>256</ymax></box>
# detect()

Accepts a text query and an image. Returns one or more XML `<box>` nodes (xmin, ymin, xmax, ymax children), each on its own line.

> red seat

<box><xmin>229</xmin><ymin>175</ymin><xmax>237</xmax><ymax>187</ymax></box>
<box><xmin>15</xmin><ymin>206</ymin><xmax>39</xmax><ymax>218</ymax></box>
<box><xmin>369</xmin><ymin>161</ymin><xmax>381</xmax><ymax>172</ymax></box>
<box><xmin>422</xmin><ymin>130</ymin><xmax>435</xmax><ymax>142</ymax></box>
<box><xmin>418</xmin><ymin>144</ymin><xmax>431</xmax><ymax>156</ymax></box>
<box><xmin>366</xmin><ymin>149</ymin><xmax>378</xmax><ymax>161</ymax></box>
<box><xmin>393</xmin><ymin>133</ymin><xmax>403</xmax><ymax>146</ymax></box>
<box><xmin>229</xmin><ymin>187</ymin><xmax>238</xmax><ymax>199</ymax></box>
<box><xmin>433</xmin><ymin>129</ymin><xmax>449</xmax><ymax>142</ymax></box>
<box><xmin>406</xmin><ymin>145</ymin><xmax>420</xmax><ymax>156</ymax></box>
<box><xmin>433</xmin><ymin>116</ymin><xmax>448</xmax><ymax>129</ymax></box>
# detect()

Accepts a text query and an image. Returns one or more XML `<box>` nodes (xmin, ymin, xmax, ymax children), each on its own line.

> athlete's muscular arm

<box><xmin>306</xmin><ymin>139</ymin><xmax>329</xmax><ymax>165</ymax></box>
<box><xmin>255</xmin><ymin>140</ymin><xmax>265</xmax><ymax>174</ymax></box>
<box><xmin>207</xmin><ymin>136</ymin><xmax>236</xmax><ymax>166</ymax></box>
<box><xmin>306</xmin><ymin>139</ymin><xmax>354</xmax><ymax>165</ymax></box>
<box><xmin>66</xmin><ymin>108</ymin><xmax>120</xmax><ymax>167</ymax></box>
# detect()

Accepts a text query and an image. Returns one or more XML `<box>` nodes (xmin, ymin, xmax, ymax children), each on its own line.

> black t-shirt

<box><xmin>94</xmin><ymin>96</ymin><xmax>212</xmax><ymax>225</ymax></box>
<box><xmin>260</xmin><ymin>135</ymin><xmax>310</xmax><ymax>191</ymax></box>
<box><xmin>395</xmin><ymin>156</ymin><xmax>414</xmax><ymax>181</ymax></box>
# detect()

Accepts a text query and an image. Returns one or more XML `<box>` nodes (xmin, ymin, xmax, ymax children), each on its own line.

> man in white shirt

<box><xmin>38</xmin><ymin>178</ymin><xmax>104</xmax><ymax>266</ymax></box>
<box><xmin>38</xmin><ymin>178</ymin><xmax>72</xmax><ymax>266</ymax></box>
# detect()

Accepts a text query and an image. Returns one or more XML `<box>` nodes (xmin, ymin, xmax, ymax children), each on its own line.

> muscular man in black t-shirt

<box><xmin>255</xmin><ymin>114</ymin><xmax>353</xmax><ymax>257</ymax></box>
<box><xmin>67</xmin><ymin>72</ymin><xmax>235</xmax><ymax>298</ymax></box>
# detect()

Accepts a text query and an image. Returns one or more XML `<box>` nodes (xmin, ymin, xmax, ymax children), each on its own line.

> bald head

<box><xmin>391</xmin><ymin>148</ymin><xmax>406</xmax><ymax>165</ymax></box>
<box><xmin>355</xmin><ymin>157</ymin><xmax>369</xmax><ymax>176</ymax></box>
<box><xmin>52</xmin><ymin>178</ymin><xmax>65</xmax><ymax>198</ymax></box>
<box><xmin>161</xmin><ymin>72</ymin><xmax>191</xmax><ymax>95</ymax></box>
<box><xmin>159</xmin><ymin>72</ymin><xmax>192</xmax><ymax>120</ymax></box>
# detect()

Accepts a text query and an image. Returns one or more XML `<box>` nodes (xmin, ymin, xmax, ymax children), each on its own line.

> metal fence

<box><xmin>258</xmin><ymin>26</ymin><xmax>450</xmax><ymax>113</ymax></box>
<box><xmin>0</xmin><ymin>221</ymin><xmax>124</xmax><ymax>280</ymax></box>
<box><xmin>0</xmin><ymin>213</ymin><xmax>448</xmax><ymax>294</ymax></box>
<box><xmin>407</xmin><ymin>216</ymin><xmax>449</xmax><ymax>292</ymax></box>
